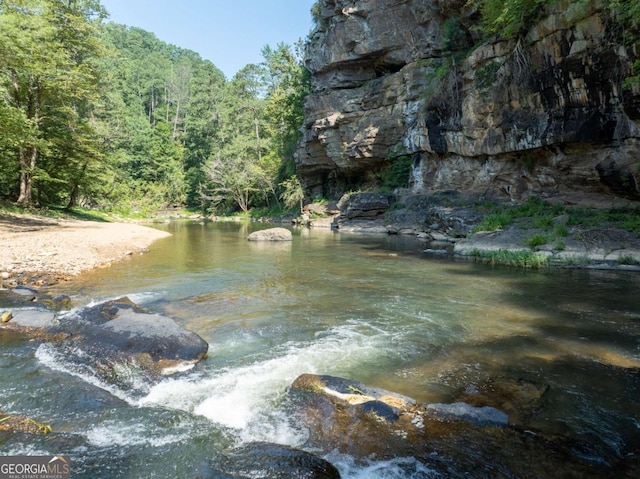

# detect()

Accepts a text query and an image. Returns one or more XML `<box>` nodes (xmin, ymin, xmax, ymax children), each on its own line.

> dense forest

<box><xmin>0</xmin><ymin>0</ymin><xmax>309</xmax><ymax>215</ymax></box>
<box><xmin>3</xmin><ymin>0</ymin><xmax>637</xmax><ymax>216</ymax></box>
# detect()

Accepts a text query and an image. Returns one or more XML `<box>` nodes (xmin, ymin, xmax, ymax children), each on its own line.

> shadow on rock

<box><xmin>1</xmin><ymin>294</ymin><xmax>209</xmax><ymax>392</ymax></box>
<box><xmin>211</xmin><ymin>442</ymin><xmax>341</xmax><ymax>479</ymax></box>
<box><xmin>286</xmin><ymin>373</ymin><xmax>620</xmax><ymax>478</ymax></box>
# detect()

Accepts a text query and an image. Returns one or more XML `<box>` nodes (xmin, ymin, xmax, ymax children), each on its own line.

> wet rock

<box><xmin>291</xmin><ymin>374</ymin><xmax>415</xmax><ymax>412</ymax></box>
<box><xmin>84</xmin><ymin>309</ymin><xmax>209</xmax><ymax>364</ymax></box>
<box><xmin>0</xmin><ymin>410</ymin><xmax>51</xmax><ymax>435</ymax></box>
<box><xmin>68</xmin><ymin>296</ymin><xmax>144</xmax><ymax>326</ymax></box>
<box><xmin>424</xmin><ymin>402</ymin><xmax>508</xmax><ymax>427</ymax></box>
<box><xmin>1</xmin><ymin>297</ymin><xmax>209</xmax><ymax>382</ymax></box>
<box><xmin>11</xmin><ymin>285</ymin><xmax>38</xmax><ymax>301</ymax></box>
<box><xmin>288</xmin><ymin>374</ymin><xmax>425</xmax><ymax>458</ymax></box>
<box><xmin>247</xmin><ymin>228</ymin><xmax>293</xmax><ymax>242</ymax></box>
<box><xmin>212</xmin><ymin>442</ymin><xmax>341</xmax><ymax>479</ymax></box>
<box><xmin>6</xmin><ymin>310</ymin><xmax>57</xmax><ymax>329</ymax></box>
<box><xmin>287</xmin><ymin>373</ymin><xmax>609</xmax><ymax>477</ymax></box>
<box><xmin>56</xmin><ymin>298</ymin><xmax>209</xmax><ymax>377</ymax></box>
<box><xmin>37</xmin><ymin>294</ymin><xmax>72</xmax><ymax>311</ymax></box>
<box><xmin>455</xmin><ymin>376</ymin><xmax>550</xmax><ymax>427</ymax></box>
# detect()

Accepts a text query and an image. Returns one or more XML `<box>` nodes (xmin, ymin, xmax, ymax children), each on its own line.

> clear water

<box><xmin>1</xmin><ymin>221</ymin><xmax>639</xmax><ymax>478</ymax></box>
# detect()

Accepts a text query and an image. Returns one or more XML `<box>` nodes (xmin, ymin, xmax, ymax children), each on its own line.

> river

<box><xmin>1</xmin><ymin>221</ymin><xmax>639</xmax><ymax>478</ymax></box>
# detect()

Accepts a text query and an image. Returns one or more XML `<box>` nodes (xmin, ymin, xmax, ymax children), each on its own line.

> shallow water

<box><xmin>1</xmin><ymin>221</ymin><xmax>639</xmax><ymax>478</ymax></box>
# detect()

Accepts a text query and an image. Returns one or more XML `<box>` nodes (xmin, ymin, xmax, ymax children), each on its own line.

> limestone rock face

<box><xmin>297</xmin><ymin>0</ymin><xmax>640</xmax><ymax>202</ymax></box>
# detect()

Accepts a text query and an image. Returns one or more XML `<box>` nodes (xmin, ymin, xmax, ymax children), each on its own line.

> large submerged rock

<box><xmin>1</xmin><ymin>296</ymin><xmax>209</xmax><ymax>384</ymax></box>
<box><xmin>212</xmin><ymin>442</ymin><xmax>341</xmax><ymax>479</ymax></box>
<box><xmin>287</xmin><ymin>373</ymin><xmax>613</xmax><ymax>478</ymax></box>
<box><xmin>298</xmin><ymin>0</ymin><xmax>640</xmax><ymax>202</ymax></box>
<box><xmin>247</xmin><ymin>227</ymin><xmax>293</xmax><ymax>242</ymax></box>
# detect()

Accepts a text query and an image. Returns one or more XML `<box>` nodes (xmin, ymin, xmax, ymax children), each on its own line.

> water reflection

<box><xmin>2</xmin><ymin>221</ymin><xmax>639</xmax><ymax>477</ymax></box>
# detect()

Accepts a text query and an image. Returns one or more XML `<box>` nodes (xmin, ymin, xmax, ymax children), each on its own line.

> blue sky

<box><xmin>100</xmin><ymin>0</ymin><xmax>317</xmax><ymax>79</ymax></box>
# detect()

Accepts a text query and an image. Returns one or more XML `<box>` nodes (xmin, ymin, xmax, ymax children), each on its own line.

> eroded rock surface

<box><xmin>298</xmin><ymin>0</ymin><xmax>640</xmax><ymax>203</ymax></box>
<box><xmin>1</xmin><ymin>295</ymin><xmax>209</xmax><ymax>385</ymax></box>
<box><xmin>287</xmin><ymin>373</ymin><xmax>617</xmax><ymax>478</ymax></box>
<box><xmin>247</xmin><ymin>227</ymin><xmax>293</xmax><ymax>242</ymax></box>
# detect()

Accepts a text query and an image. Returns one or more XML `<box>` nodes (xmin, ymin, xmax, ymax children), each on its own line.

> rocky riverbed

<box><xmin>305</xmin><ymin>191</ymin><xmax>640</xmax><ymax>271</ymax></box>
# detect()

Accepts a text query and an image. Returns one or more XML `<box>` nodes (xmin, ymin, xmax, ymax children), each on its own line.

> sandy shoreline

<box><xmin>0</xmin><ymin>212</ymin><xmax>171</xmax><ymax>286</ymax></box>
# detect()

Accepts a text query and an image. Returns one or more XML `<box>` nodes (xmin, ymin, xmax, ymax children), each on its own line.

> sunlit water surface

<box><xmin>1</xmin><ymin>221</ymin><xmax>639</xmax><ymax>478</ymax></box>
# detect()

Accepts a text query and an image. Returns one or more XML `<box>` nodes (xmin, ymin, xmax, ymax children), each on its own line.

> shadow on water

<box><xmin>2</xmin><ymin>223</ymin><xmax>639</xmax><ymax>477</ymax></box>
<box><xmin>433</xmin><ymin>263</ymin><xmax>640</xmax><ymax>474</ymax></box>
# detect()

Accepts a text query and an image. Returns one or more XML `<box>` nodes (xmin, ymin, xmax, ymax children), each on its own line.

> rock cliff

<box><xmin>297</xmin><ymin>0</ymin><xmax>640</xmax><ymax>203</ymax></box>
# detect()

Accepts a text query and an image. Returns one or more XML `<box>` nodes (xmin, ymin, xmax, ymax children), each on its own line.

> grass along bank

<box><xmin>455</xmin><ymin>197</ymin><xmax>640</xmax><ymax>269</ymax></box>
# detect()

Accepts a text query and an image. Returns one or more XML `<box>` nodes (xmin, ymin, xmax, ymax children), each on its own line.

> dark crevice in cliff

<box><xmin>373</xmin><ymin>60</ymin><xmax>405</xmax><ymax>78</ymax></box>
<box><xmin>298</xmin><ymin>0</ymin><xmax>640</xmax><ymax>203</ymax></box>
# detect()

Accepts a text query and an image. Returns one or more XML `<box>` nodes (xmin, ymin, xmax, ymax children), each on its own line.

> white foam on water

<box><xmin>126</xmin><ymin>291</ymin><xmax>166</xmax><ymax>305</ymax></box>
<box><xmin>1</xmin><ymin>445</ymin><xmax>54</xmax><ymax>456</ymax></box>
<box><xmin>324</xmin><ymin>451</ymin><xmax>441</xmax><ymax>479</ymax></box>
<box><xmin>137</xmin><ymin>320</ymin><xmax>392</xmax><ymax>441</ymax></box>
<box><xmin>34</xmin><ymin>343</ymin><xmax>147</xmax><ymax>403</ymax></box>
<box><xmin>84</xmin><ymin>421</ymin><xmax>189</xmax><ymax>448</ymax></box>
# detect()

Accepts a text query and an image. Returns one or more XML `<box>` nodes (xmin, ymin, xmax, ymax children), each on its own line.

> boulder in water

<box><xmin>212</xmin><ymin>442</ymin><xmax>341</xmax><ymax>479</ymax></box>
<box><xmin>1</xmin><ymin>297</ymin><xmax>209</xmax><ymax>382</ymax></box>
<box><xmin>60</xmin><ymin>298</ymin><xmax>209</xmax><ymax>377</ymax></box>
<box><xmin>286</xmin><ymin>373</ymin><xmax>606</xmax><ymax>477</ymax></box>
<box><xmin>247</xmin><ymin>228</ymin><xmax>293</xmax><ymax>242</ymax></box>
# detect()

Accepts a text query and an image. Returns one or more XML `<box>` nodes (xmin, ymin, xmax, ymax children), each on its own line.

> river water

<box><xmin>1</xmin><ymin>221</ymin><xmax>639</xmax><ymax>478</ymax></box>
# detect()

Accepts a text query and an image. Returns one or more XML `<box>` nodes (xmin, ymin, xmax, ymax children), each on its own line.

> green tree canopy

<box><xmin>0</xmin><ymin>0</ymin><xmax>106</xmax><ymax>207</ymax></box>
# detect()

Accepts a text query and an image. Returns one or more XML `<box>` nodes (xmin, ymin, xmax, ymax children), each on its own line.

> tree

<box><xmin>0</xmin><ymin>0</ymin><xmax>106</xmax><ymax>207</ymax></box>
<box><xmin>260</xmin><ymin>42</ymin><xmax>311</xmax><ymax>198</ymax></box>
<box><xmin>200</xmin><ymin>65</ymin><xmax>267</xmax><ymax>213</ymax></box>
<box><xmin>199</xmin><ymin>42</ymin><xmax>312</xmax><ymax>213</ymax></box>
<box><xmin>279</xmin><ymin>175</ymin><xmax>304</xmax><ymax>211</ymax></box>
<box><xmin>183</xmin><ymin>60</ymin><xmax>226</xmax><ymax>208</ymax></box>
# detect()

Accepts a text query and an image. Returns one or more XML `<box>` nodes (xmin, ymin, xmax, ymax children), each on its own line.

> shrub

<box><xmin>473</xmin><ymin>210</ymin><xmax>514</xmax><ymax>232</ymax></box>
<box><xmin>442</xmin><ymin>16</ymin><xmax>469</xmax><ymax>52</ymax></box>
<box><xmin>471</xmin><ymin>0</ymin><xmax>559</xmax><ymax>38</ymax></box>
<box><xmin>525</xmin><ymin>233</ymin><xmax>549</xmax><ymax>248</ymax></box>
<box><xmin>474</xmin><ymin>61</ymin><xmax>500</xmax><ymax>89</ymax></box>
<box><xmin>381</xmin><ymin>155</ymin><xmax>414</xmax><ymax>190</ymax></box>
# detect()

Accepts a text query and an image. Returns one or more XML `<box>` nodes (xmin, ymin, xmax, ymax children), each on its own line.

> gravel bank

<box><xmin>0</xmin><ymin>213</ymin><xmax>171</xmax><ymax>286</ymax></box>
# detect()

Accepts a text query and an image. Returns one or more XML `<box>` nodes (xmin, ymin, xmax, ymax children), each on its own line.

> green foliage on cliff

<box><xmin>609</xmin><ymin>0</ymin><xmax>640</xmax><ymax>91</ymax></box>
<box><xmin>380</xmin><ymin>155</ymin><xmax>414</xmax><ymax>190</ymax></box>
<box><xmin>610</xmin><ymin>0</ymin><xmax>640</xmax><ymax>26</ymax></box>
<box><xmin>470</xmin><ymin>0</ymin><xmax>557</xmax><ymax>37</ymax></box>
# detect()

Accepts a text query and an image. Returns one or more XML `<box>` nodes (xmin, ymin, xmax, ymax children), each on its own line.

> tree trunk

<box><xmin>16</xmin><ymin>80</ymin><xmax>41</xmax><ymax>207</ymax></box>
<box><xmin>66</xmin><ymin>160</ymin><xmax>89</xmax><ymax>209</ymax></box>
<box><xmin>254</xmin><ymin>109</ymin><xmax>262</xmax><ymax>162</ymax></box>
<box><xmin>172</xmin><ymin>99</ymin><xmax>181</xmax><ymax>139</ymax></box>
<box><xmin>16</xmin><ymin>146</ymin><xmax>37</xmax><ymax>207</ymax></box>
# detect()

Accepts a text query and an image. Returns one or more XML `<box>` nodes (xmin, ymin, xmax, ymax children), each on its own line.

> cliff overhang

<box><xmin>297</xmin><ymin>0</ymin><xmax>640</xmax><ymax>203</ymax></box>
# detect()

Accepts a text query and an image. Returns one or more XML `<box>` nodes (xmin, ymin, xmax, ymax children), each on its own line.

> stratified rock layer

<box><xmin>297</xmin><ymin>0</ymin><xmax>640</xmax><ymax>202</ymax></box>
